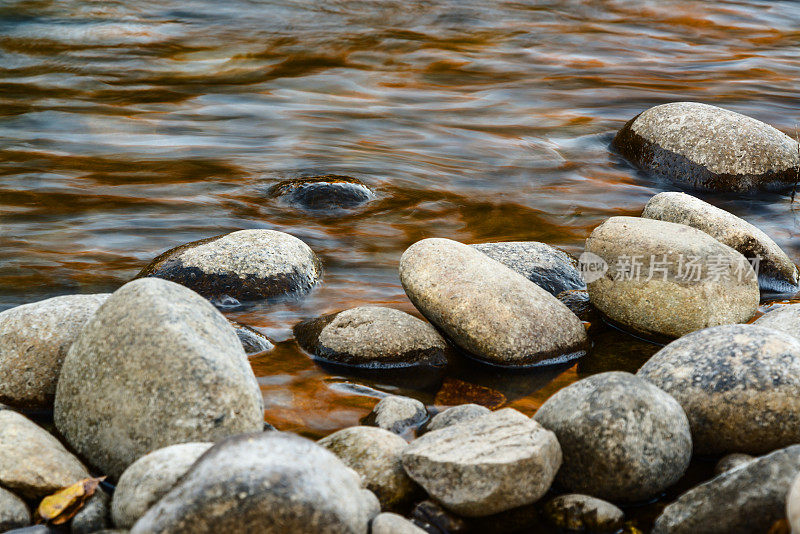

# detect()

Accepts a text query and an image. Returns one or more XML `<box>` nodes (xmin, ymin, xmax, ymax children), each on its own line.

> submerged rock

<box><xmin>470</xmin><ymin>241</ymin><xmax>585</xmax><ymax>296</ymax></box>
<box><xmin>585</xmin><ymin>216</ymin><xmax>759</xmax><ymax>339</ymax></box>
<box><xmin>400</xmin><ymin>238</ymin><xmax>588</xmax><ymax>367</ymax></box>
<box><xmin>533</xmin><ymin>371</ymin><xmax>691</xmax><ymax>502</ymax></box>
<box><xmin>294</xmin><ymin>306</ymin><xmax>448</xmax><ymax>370</ymax></box>
<box><xmin>0</xmin><ymin>294</ymin><xmax>109</xmax><ymax>410</ymax></box>
<box><xmin>543</xmin><ymin>494</ymin><xmax>624</xmax><ymax>533</ymax></box>
<box><xmin>0</xmin><ymin>487</ymin><xmax>30</xmax><ymax>532</ymax></box>
<box><xmin>642</xmin><ymin>192</ymin><xmax>798</xmax><ymax>292</ymax></box>
<box><xmin>637</xmin><ymin>324</ymin><xmax>800</xmax><ymax>455</ymax></box>
<box><xmin>613</xmin><ymin>102</ymin><xmax>800</xmax><ymax>192</ymax></box>
<box><xmin>269</xmin><ymin>175</ymin><xmax>375</xmax><ymax>212</ymax></box>
<box><xmin>425</xmin><ymin>404</ymin><xmax>490</xmax><ymax>433</ymax></box>
<box><xmin>54</xmin><ymin>278</ymin><xmax>264</xmax><ymax>479</ymax></box>
<box><xmin>135</xmin><ymin>229</ymin><xmax>322</xmax><ymax>303</ymax></box>
<box><xmin>653</xmin><ymin>445</ymin><xmax>800</xmax><ymax>534</ymax></box>
<box><xmin>230</xmin><ymin>321</ymin><xmax>275</xmax><ymax>355</ymax></box>
<box><xmin>363</xmin><ymin>395</ymin><xmax>428</xmax><ymax>436</ymax></box>
<box><xmin>402</xmin><ymin>408</ymin><xmax>561</xmax><ymax>517</ymax></box>
<box><xmin>753</xmin><ymin>303</ymin><xmax>800</xmax><ymax>340</ymax></box>
<box><xmin>131</xmin><ymin>432</ymin><xmax>379</xmax><ymax>533</ymax></box>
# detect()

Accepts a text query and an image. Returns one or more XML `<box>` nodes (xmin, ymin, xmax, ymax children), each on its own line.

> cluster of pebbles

<box><xmin>1</xmin><ymin>102</ymin><xmax>800</xmax><ymax>534</ymax></box>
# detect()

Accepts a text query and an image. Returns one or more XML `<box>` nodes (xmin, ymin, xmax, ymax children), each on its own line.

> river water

<box><xmin>2</xmin><ymin>0</ymin><xmax>800</xmax><ymax>527</ymax></box>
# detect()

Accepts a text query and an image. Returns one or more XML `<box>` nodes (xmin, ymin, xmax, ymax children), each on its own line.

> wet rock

<box><xmin>319</xmin><ymin>426</ymin><xmax>416</xmax><ymax>511</ymax></box>
<box><xmin>410</xmin><ymin>499</ymin><xmax>545</xmax><ymax>534</ymax></box>
<box><xmin>268</xmin><ymin>175</ymin><xmax>375</xmax><ymax>212</ymax></box>
<box><xmin>642</xmin><ymin>192</ymin><xmax>798</xmax><ymax>292</ymax></box>
<box><xmin>400</xmin><ymin>238</ymin><xmax>588</xmax><ymax>367</ymax></box>
<box><xmin>402</xmin><ymin>408</ymin><xmax>561</xmax><ymax>517</ymax></box>
<box><xmin>363</xmin><ymin>395</ymin><xmax>428</xmax><ymax>436</ymax></box>
<box><xmin>71</xmin><ymin>488</ymin><xmax>110</xmax><ymax>534</ymax></box>
<box><xmin>135</xmin><ymin>229</ymin><xmax>322</xmax><ymax>302</ymax></box>
<box><xmin>714</xmin><ymin>453</ymin><xmax>754</xmax><ymax>476</ymax></box>
<box><xmin>230</xmin><ymin>321</ymin><xmax>274</xmax><ymax>355</ymax></box>
<box><xmin>585</xmin><ymin>216</ymin><xmax>759</xmax><ymax>339</ymax></box>
<box><xmin>371</xmin><ymin>513</ymin><xmax>427</xmax><ymax>534</ymax></box>
<box><xmin>294</xmin><ymin>306</ymin><xmax>448</xmax><ymax>369</ymax></box>
<box><xmin>543</xmin><ymin>494</ymin><xmax>624</xmax><ymax>533</ymax></box>
<box><xmin>54</xmin><ymin>278</ymin><xmax>264</xmax><ymax>479</ymax></box>
<box><xmin>653</xmin><ymin>445</ymin><xmax>800</xmax><ymax>534</ymax></box>
<box><xmin>111</xmin><ymin>442</ymin><xmax>213</xmax><ymax>529</ymax></box>
<box><xmin>471</xmin><ymin>242</ymin><xmax>585</xmax><ymax>296</ymax></box>
<box><xmin>613</xmin><ymin>102</ymin><xmax>800</xmax><ymax>192</ymax></box>
<box><xmin>411</xmin><ymin>500</ymin><xmax>468</xmax><ymax>533</ymax></box>
<box><xmin>0</xmin><ymin>410</ymin><xmax>89</xmax><ymax>498</ymax></box>
<box><xmin>426</xmin><ymin>404</ymin><xmax>490</xmax><ymax>433</ymax></box>
<box><xmin>787</xmin><ymin>471</ymin><xmax>800</xmax><ymax>534</ymax></box>
<box><xmin>557</xmin><ymin>289</ymin><xmax>604</xmax><ymax>333</ymax></box>
<box><xmin>0</xmin><ymin>487</ymin><xmax>30</xmax><ymax>532</ymax></box>
<box><xmin>533</xmin><ymin>371</ymin><xmax>691</xmax><ymax>502</ymax></box>
<box><xmin>637</xmin><ymin>324</ymin><xmax>800</xmax><ymax>455</ymax></box>
<box><xmin>131</xmin><ymin>432</ymin><xmax>379</xmax><ymax>533</ymax></box>
<box><xmin>753</xmin><ymin>303</ymin><xmax>800</xmax><ymax>340</ymax></box>
<box><xmin>0</xmin><ymin>294</ymin><xmax>109</xmax><ymax>410</ymax></box>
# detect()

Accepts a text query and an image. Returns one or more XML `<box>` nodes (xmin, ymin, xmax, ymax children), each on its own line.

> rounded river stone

<box><xmin>543</xmin><ymin>494</ymin><xmax>624</xmax><ymax>533</ymax></box>
<box><xmin>753</xmin><ymin>303</ymin><xmax>800</xmax><ymax>340</ymax></box>
<box><xmin>363</xmin><ymin>395</ymin><xmax>428</xmax><ymax>436</ymax></box>
<box><xmin>0</xmin><ymin>487</ymin><xmax>30</xmax><ymax>531</ymax></box>
<box><xmin>426</xmin><ymin>404</ymin><xmax>490</xmax><ymax>433</ymax></box>
<box><xmin>269</xmin><ymin>175</ymin><xmax>375</xmax><ymax>212</ymax></box>
<box><xmin>371</xmin><ymin>513</ymin><xmax>427</xmax><ymax>534</ymax></box>
<box><xmin>231</xmin><ymin>321</ymin><xmax>275</xmax><ymax>355</ymax></box>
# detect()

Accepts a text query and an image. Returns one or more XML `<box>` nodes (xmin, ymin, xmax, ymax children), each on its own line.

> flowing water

<box><xmin>2</xmin><ymin>0</ymin><xmax>800</xmax><ymax>529</ymax></box>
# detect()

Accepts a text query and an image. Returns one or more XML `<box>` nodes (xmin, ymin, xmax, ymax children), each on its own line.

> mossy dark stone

<box><xmin>269</xmin><ymin>175</ymin><xmax>375</xmax><ymax>211</ymax></box>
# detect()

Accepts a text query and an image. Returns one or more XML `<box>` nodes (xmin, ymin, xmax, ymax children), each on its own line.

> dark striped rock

<box><xmin>533</xmin><ymin>372</ymin><xmax>691</xmax><ymax>502</ymax></box>
<box><xmin>613</xmin><ymin>102</ymin><xmax>800</xmax><ymax>192</ymax></box>
<box><xmin>269</xmin><ymin>175</ymin><xmax>375</xmax><ymax>212</ymax></box>
<box><xmin>642</xmin><ymin>192</ymin><xmax>798</xmax><ymax>293</ymax></box>
<box><xmin>0</xmin><ymin>487</ymin><xmax>30</xmax><ymax>532</ymax></box>
<box><xmin>753</xmin><ymin>303</ymin><xmax>800</xmax><ymax>340</ymax></box>
<box><xmin>136</xmin><ymin>229</ymin><xmax>322</xmax><ymax>304</ymax></box>
<box><xmin>637</xmin><ymin>324</ymin><xmax>800</xmax><ymax>455</ymax></box>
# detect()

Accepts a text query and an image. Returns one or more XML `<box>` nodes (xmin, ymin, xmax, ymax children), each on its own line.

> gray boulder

<box><xmin>637</xmin><ymin>324</ymin><xmax>800</xmax><ymax>455</ymax></box>
<box><xmin>268</xmin><ymin>175</ymin><xmax>375</xmax><ymax>212</ymax></box>
<box><xmin>0</xmin><ymin>410</ymin><xmax>89</xmax><ymax>498</ymax></box>
<box><xmin>543</xmin><ymin>494</ymin><xmax>624</xmax><ymax>533</ymax></box>
<box><xmin>402</xmin><ymin>408</ymin><xmax>561</xmax><ymax>517</ymax></box>
<box><xmin>653</xmin><ymin>445</ymin><xmax>800</xmax><ymax>534</ymax></box>
<box><xmin>426</xmin><ymin>404</ymin><xmax>490</xmax><ymax>433</ymax></box>
<box><xmin>54</xmin><ymin>278</ymin><xmax>264</xmax><ymax>479</ymax></box>
<box><xmin>642</xmin><ymin>192</ymin><xmax>798</xmax><ymax>292</ymax></box>
<box><xmin>400</xmin><ymin>238</ymin><xmax>587</xmax><ymax>367</ymax></box>
<box><xmin>112</xmin><ymin>442</ymin><xmax>213</xmax><ymax>529</ymax></box>
<box><xmin>363</xmin><ymin>396</ymin><xmax>428</xmax><ymax>436</ymax></box>
<box><xmin>470</xmin><ymin>242</ymin><xmax>585</xmax><ymax>296</ymax></box>
<box><xmin>613</xmin><ymin>102</ymin><xmax>800</xmax><ymax>192</ymax></box>
<box><xmin>371</xmin><ymin>513</ymin><xmax>426</xmax><ymax>534</ymax></box>
<box><xmin>294</xmin><ymin>306</ymin><xmax>448</xmax><ymax>369</ymax></box>
<box><xmin>753</xmin><ymin>303</ymin><xmax>800</xmax><ymax>340</ymax></box>
<box><xmin>135</xmin><ymin>229</ymin><xmax>322</xmax><ymax>303</ymax></box>
<box><xmin>131</xmin><ymin>432</ymin><xmax>379</xmax><ymax>533</ymax></box>
<box><xmin>585</xmin><ymin>216</ymin><xmax>759</xmax><ymax>338</ymax></box>
<box><xmin>0</xmin><ymin>487</ymin><xmax>30</xmax><ymax>532</ymax></box>
<box><xmin>0</xmin><ymin>294</ymin><xmax>108</xmax><ymax>410</ymax></box>
<box><xmin>533</xmin><ymin>372</ymin><xmax>691</xmax><ymax>502</ymax></box>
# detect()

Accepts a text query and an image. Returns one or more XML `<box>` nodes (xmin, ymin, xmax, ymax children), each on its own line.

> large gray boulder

<box><xmin>642</xmin><ymin>192</ymin><xmax>798</xmax><ymax>292</ymax></box>
<box><xmin>0</xmin><ymin>487</ymin><xmax>30</xmax><ymax>531</ymax></box>
<box><xmin>753</xmin><ymin>303</ymin><xmax>800</xmax><ymax>340</ymax></box>
<box><xmin>400</xmin><ymin>238</ymin><xmax>588</xmax><ymax>367</ymax></box>
<box><xmin>637</xmin><ymin>324</ymin><xmax>800</xmax><ymax>455</ymax></box>
<box><xmin>54</xmin><ymin>278</ymin><xmax>264</xmax><ymax>479</ymax></box>
<box><xmin>653</xmin><ymin>445</ymin><xmax>800</xmax><ymax>534</ymax></box>
<box><xmin>0</xmin><ymin>410</ymin><xmax>89</xmax><ymax>498</ymax></box>
<box><xmin>136</xmin><ymin>229</ymin><xmax>322</xmax><ymax>303</ymax></box>
<box><xmin>470</xmin><ymin>242</ymin><xmax>585</xmax><ymax>296</ymax></box>
<box><xmin>112</xmin><ymin>442</ymin><xmax>213</xmax><ymax>529</ymax></box>
<box><xmin>0</xmin><ymin>294</ymin><xmax>108</xmax><ymax>410</ymax></box>
<box><xmin>402</xmin><ymin>408</ymin><xmax>561</xmax><ymax>517</ymax></box>
<box><xmin>585</xmin><ymin>216</ymin><xmax>759</xmax><ymax>339</ymax></box>
<box><xmin>533</xmin><ymin>372</ymin><xmax>691</xmax><ymax>502</ymax></box>
<box><xmin>613</xmin><ymin>102</ymin><xmax>800</xmax><ymax>192</ymax></box>
<box><xmin>294</xmin><ymin>306</ymin><xmax>448</xmax><ymax>369</ymax></box>
<box><xmin>131</xmin><ymin>432</ymin><xmax>379</xmax><ymax>534</ymax></box>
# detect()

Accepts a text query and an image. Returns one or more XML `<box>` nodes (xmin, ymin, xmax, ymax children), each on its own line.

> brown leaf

<box><xmin>36</xmin><ymin>476</ymin><xmax>105</xmax><ymax>525</ymax></box>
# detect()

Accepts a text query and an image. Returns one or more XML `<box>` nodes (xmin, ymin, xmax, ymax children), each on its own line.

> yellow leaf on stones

<box><xmin>36</xmin><ymin>477</ymin><xmax>104</xmax><ymax>525</ymax></box>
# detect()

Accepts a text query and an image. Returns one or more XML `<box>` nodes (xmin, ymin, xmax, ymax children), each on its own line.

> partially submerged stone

<box><xmin>613</xmin><ymin>102</ymin><xmax>800</xmax><ymax>192</ymax></box>
<box><xmin>363</xmin><ymin>395</ymin><xmax>428</xmax><ymax>436</ymax></box>
<box><xmin>543</xmin><ymin>494</ymin><xmax>624</xmax><ymax>533</ymax></box>
<box><xmin>268</xmin><ymin>175</ymin><xmax>375</xmax><ymax>212</ymax></box>
<box><xmin>230</xmin><ymin>321</ymin><xmax>275</xmax><ymax>355</ymax></box>
<box><xmin>753</xmin><ymin>303</ymin><xmax>800</xmax><ymax>340</ymax></box>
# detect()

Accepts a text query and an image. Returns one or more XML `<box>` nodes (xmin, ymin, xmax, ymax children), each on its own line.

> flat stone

<box><xmin>319</xmin><ymin>426</ymin><xmax>416</xmax><ymax>511</ymax></box>
<box><xmin>112</xmin><ymin>442</ymin><xmax>213</xmax><ymax>529</ymax></box>
<box><xmin>0</xmin><ymin>294</ymin><xmax>109</xmax><ymax>410</ymax></box>
<box><xmin>470</xmin><ymin>242</ymin><xmax>585</xmax><ymax>296</ymax></box>
<box><xmin>71</xmin><ymin>488</ymin><xmax>110</xmax><ymax>534</ymax></box>
<box><xmin>268</xmin><ymin>175</ymin><xmax>375</xmax><ymax>212</ymax></box>
<box><xmin>753</xmin><ymin>304</ymin><xmax>800</xmax><ymax>340</ymax></box>
<box><xmin>653</xmin><ymin>445</ymin><xmax>800</xmax><ymax>534</ymax></box>
<box><xmin>714</xmin><ymin>453</ymin><xmax>754</xmax><ymax>476</ymax></box>
<box><xmin>363</xmin><ymin>396</ymin><xmax>428</xmax><ymax>436</ymax></box>
<box><xmin>637</xmin><ymin>324</ymin><xmax>800</xmax><ymax>455</ymax></box>
<box><xmin>533</xmin><ymin>371</ymin><xmax>692</xmax><ymax>502</ymax></box>
<box><xmin>0</xmin><ymin>487</ymin><xmax>30</xmax><ymax>532</ymax></box>
<box><xmin>230</xmin><ymin>321</ymin><xmax>274</xmax><ymax>355</ymax></box>
<box><xmin>402</xmin><ymin>408</ymin><xmax>561</xmax><ymax>517</ymax></box>
<box><xmin>0</xmin><ymin>410</ymin><xmax>89</xmax><ymax>498</ymax></box>
<box><xmin>371</xmin><ymin>513</ymin><xmax>427</xmax><ymax>534</ymax></box>
<box><xmin>642</xmin><ymin>192</ymin><xmax>798</xmax><ymax>292</ymax></box>
<box><xmin>400</xmin><ymin>238</ymin><xmax>588</xmax><ymax>367</ymax></box>
<box><xmin>54</xmin><ymin>278</ymin><xmax>264</xmax><ymax>479</ymax></box>
<box><xmin>613</xmin><ymin>102</ymin><xmax>800</xmax><ymax>192</ymax></box>
<box><xmin>135</xmin><ymin>229</ymin><xmax>322</xmax><ymax>303</ymax></box>
<box><xmin>426</xmin><ymin>404</ymin><xmax>490</xmax><ymax>433</ymax></box>
<box><xmin>131</xmin><ymin>432</ymin><xmax>379</xmax><ymax>533</ymax></box>
<box><xmin>294</xmin><ymin>306</ymin><xmax>448</xmax><ymax>369</ymax></box>
<box><xmin>543</xmin><ymin>494</ymin><xmax>624</xmax><ymax>532</ymax></box>
<box><xmin>585</xmin><ymin>216</ymin><xmax>759</xmax><ymax>339</ymax></box>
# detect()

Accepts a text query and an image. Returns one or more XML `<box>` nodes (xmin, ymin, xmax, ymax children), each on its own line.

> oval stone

<box><xmin>269</xmin><ymin>175</ymin><xmax>375</xmax><ymax>212</ymax></box>
<box><xmin>753</xmin><ymin>303</ymin><xmax>800</xmax><ymax>340</ymax></box>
